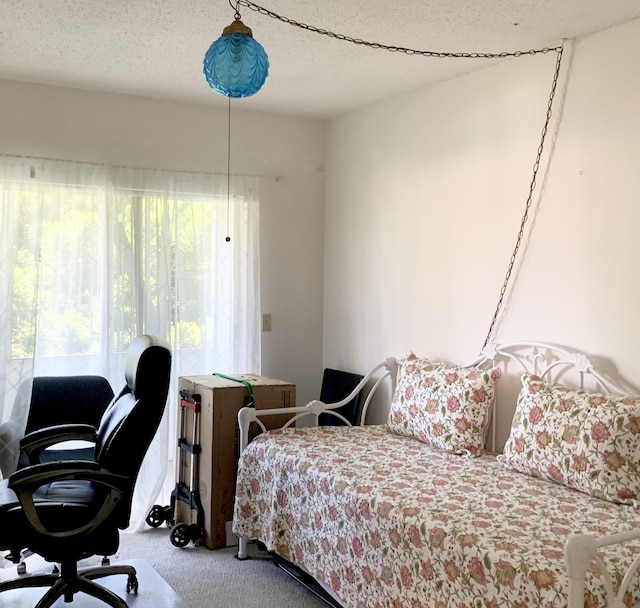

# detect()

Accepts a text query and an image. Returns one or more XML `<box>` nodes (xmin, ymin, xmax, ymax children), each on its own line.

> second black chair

<box><xmin>317</xmin><ymin>368</ymin><xmax>365</xmax><ymax>426</ymax></box>
<box><xmin>17</xmin><ymin>375</ymin><xmax>115</xmax><ymax>468</ymax></box>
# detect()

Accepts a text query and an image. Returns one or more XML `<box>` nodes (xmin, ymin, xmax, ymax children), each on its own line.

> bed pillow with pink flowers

<box><xmin>498</xmin><ymin>374</ymin><xmax>640</xmax><ymax>506</ymax></box>
<box><xmin>386</xmin><ymin>354</ymin><xmax>500</xmax><ymax>456</ymax></box>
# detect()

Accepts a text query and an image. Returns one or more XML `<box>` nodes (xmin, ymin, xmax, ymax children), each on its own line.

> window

<box><xmin>0</xmin><ymin>156</ymin><xmax>261</xmax><ymax>498</ymax></box>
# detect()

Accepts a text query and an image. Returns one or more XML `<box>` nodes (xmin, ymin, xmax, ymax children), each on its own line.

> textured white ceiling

<box><xmin>1</xmin><ymin>0</ymin><xmax>639</xmax><ymax>118</ymax></box>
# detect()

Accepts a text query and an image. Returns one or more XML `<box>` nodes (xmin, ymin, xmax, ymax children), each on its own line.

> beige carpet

<box><xmin>111</xmin><ymin>528</ymin><xmax>330</xmax><ymax>608</ymax></box>
<box><xmin>0</xmin><ymin>526</ymin><xmax>336</xmax><ymax>608</ymax></box>
<box><xmin>0</xmin><ymin>527</ymin><xmax>333</xmax><ymax>607</ymax></box>
<box><xmin>1</xmin><ymin>528</ymin><xmax>335</xmax><ymax>607</ymax></box>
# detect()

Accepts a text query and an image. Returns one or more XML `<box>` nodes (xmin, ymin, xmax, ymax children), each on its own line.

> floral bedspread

<box><xmin>233</xmin><ymin>425</ymin><xmax>640</xmax><ymax>608</ymax></box>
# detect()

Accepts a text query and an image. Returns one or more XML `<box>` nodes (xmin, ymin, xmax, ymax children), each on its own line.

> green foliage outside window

<box><xmin>9</xmin><ymin>184</ymin><xmax>223</xmax><ymax>358</ymax></box>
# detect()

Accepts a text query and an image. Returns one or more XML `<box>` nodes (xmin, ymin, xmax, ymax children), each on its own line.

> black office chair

<box><xmin>17</xmin><ymin>375</ymin><xmax>115</xmax><ymax>468</ymax></box>
<box><xmin>317</xmin><ymin>368</ymin><xmax>365</xmax><ymax>426</ymax></box>
<box><xmin>0</xmin><ymin>334</ymin><xmax>172</xmax><ymax>608</ymax></box>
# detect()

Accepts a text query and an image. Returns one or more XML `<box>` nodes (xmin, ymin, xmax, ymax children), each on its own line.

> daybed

<box><xmin>233</xmin><ymin>342</ymin><xmax>640</xmax><ymax>608</ymax></box>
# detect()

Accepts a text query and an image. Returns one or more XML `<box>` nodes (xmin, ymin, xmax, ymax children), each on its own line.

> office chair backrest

<box><xmin>95</xmin><ymin>335</ymin><xmax>172</xmax><ymax>526</ymax></box>
<box><xmin>23</xmin><ymin>375</ymin><xmax>115</xmax><ymax>434</ymax></box>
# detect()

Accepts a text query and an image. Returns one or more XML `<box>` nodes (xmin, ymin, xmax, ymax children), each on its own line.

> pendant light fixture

<box><xmin>203</xmin><ymin>1</ymin><xmax>269</xmax><ymax>98</ymax></box>
<box><xmin>202</xmin><ymin>2</ymin><xmax>269</xmax><ymax>243</ymax></box>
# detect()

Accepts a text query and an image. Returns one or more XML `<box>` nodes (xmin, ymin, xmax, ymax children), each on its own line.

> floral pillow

<box><xmin>498</xmin><ymin>374</ymin><xmax>640</xmax><ymax>506</ymax></box>
<box><xmin>386</xmin><ymin>353</ymin><xmax>500</xmax><ymax>456</ymax></box>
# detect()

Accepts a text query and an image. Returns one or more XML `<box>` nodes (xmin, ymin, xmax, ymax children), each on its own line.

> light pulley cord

<box><xmin>225</xmin><ymin>96</ymin><xmax>231</xmax><ymax>242</ymax></box>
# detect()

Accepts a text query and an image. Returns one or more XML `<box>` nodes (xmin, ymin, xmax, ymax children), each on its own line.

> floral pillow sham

<box><xmin>386</xmin><ymin>353</ymin><xmax>500</xmax><ymax>456</ymax></box>
<box><xmin>498</xmin><ymin>373</ymin><xmax>640</xmax><ymax>506</ymax></box>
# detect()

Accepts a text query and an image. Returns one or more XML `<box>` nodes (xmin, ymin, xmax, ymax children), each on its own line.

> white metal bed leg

<box><xmin>236</xmin><ymin>408</ymin><xmax>258</xmax><ymax>560</ymax></box>
<box><xmin>565</xmin><ymin>534</ymin><xmax>595</xmax><ymax>608</ymax></box>
<box><xmin>236</xmin><ymin>537</ymin><xmax>249</xmax><ymax>560</ymax></box>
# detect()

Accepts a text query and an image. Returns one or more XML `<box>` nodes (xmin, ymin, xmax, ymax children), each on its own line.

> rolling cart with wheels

<box><xmin>149</xmin><ymin>373</ymin><xmax>295</xmax><ymax>549</ymax></box>
<box><xmin>146</xmin><ymin>389</ymin><xmax>205</xmax><ymax>548</ymax></box>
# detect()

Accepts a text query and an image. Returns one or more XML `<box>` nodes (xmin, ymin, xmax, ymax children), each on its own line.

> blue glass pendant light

<box><xmin>203</xmin><ymin>7</ymin><xmax>269</xmax><ymax>98</ymax></box>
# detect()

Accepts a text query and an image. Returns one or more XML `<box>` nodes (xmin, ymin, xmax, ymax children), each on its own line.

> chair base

<box><xmin>0</xmin><ymin>560</ymin><xmax>137</xmax><ymax>608</ymax></box>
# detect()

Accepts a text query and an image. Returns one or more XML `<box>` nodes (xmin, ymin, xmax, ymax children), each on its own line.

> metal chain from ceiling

<box><xmin>235</xmin><ymin>0</ymin><xmax>562</xmax><ymax>57</ymax></box>
<box><xmin>482</xmin><ymin>44</ymin><xmax>564</xmax><ymax>349</ymax></box>
<box><xmin>233</xmin><ymin>0</ymin><xmax>565</xmax><ymax>349</ymax></box>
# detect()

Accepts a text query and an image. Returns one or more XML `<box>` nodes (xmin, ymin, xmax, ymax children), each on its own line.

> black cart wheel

<box><xmin>170</xmin><ymin>523</ymin><xmax>191</xmax><ymax>548</ymax></box>
<box><xmin>145</xmin><ymin>504</ymin><xmax>165</xmax><ymax>528</ymax></box>
<box><xmin>163</xmin><ymin>505</ymin><xmax>175</xmax><ymax>528</ymax></box>
<box><xmin>187</xmin><ymin>524</ymin><xmax>203</xmax><ymax>543</ymax></box>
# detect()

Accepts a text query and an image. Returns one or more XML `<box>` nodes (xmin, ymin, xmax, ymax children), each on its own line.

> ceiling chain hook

<box><xmin>228</xmin><ymin>0</ymin><xmax>241</xmax><ymax>20</ymax></box>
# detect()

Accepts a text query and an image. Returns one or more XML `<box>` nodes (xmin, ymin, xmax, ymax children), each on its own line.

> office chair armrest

<box><xmin>19</xmin><ymin>423</ymin><xmax>98</xmax><ymax>464</ymax></box>
<box><xmin>8</xmin><ymin>460</ymin><xmax>127</xmax><ymax>537</ymax></box>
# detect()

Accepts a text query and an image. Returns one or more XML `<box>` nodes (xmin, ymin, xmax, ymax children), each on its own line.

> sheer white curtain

<box><xmin>0</xmin><ymin>155</ymin><xmax>261</xmax><ymax>529</ymax></box>
<box><xmin>0</xmin><ymin>157</ymin><xmax>110</xmax><ymax>476</ymax></box>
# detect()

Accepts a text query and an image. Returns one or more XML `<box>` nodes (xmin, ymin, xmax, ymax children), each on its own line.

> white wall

<box><xmin>323</xmin><ymin>19</ymin><xmax>640</xmax><ymax>445</ymax></box>
<box><xmin>0</xmin><ymin>80</ymin><xmax>325</xmax><ymax>405</ymax></box>
<box><xmin>2</xmin><ymin>18</ymin><xmax>638</xmax><ymax>436</ymax></box>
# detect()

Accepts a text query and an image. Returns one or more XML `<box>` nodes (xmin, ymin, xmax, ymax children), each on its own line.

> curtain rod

<box><xmin>0</xmin><ymin>152</ymin><xmax>278</xmax><ymax>181</ymax></box>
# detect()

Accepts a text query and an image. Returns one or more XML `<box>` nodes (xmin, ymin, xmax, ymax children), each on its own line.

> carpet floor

<box><xmin>0</xmin><ymin>527</ymin><xmax>334</xmax><ymax>607</ymax></box>
<box><xmin>112</xmin><ymin>528</ymin><xmax>330</xmax><ymax>608</ymax></box>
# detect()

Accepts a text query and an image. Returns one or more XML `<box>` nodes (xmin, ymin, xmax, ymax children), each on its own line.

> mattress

<box><xmin>233</xmin><ymin>425</ymin><xmax>640</xmax><ymax>608</ymax></box>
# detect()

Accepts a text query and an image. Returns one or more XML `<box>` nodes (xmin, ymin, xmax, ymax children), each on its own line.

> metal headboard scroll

<box><xmin>468</xmin><ymin>341</ymin><xmax>628</xmax><ymax>452</ymax></box>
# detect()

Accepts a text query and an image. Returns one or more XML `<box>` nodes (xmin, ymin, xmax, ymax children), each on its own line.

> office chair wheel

<box><xmin>126</xmin><ymin>573</ymin><xmax>139</xmax><ymax>594</ymax></box>
<box><xmin>169</xmin><ymin>523</ymin><xmax>191</xmax><ymax>548</ymax></box>
<box><xmin>145</xmin><ymin>504</ymin><xmax>166</xmax><ymax>528</ymax></box>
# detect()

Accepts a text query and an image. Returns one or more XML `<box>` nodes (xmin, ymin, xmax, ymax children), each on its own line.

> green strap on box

<box><xmin>212</xmin><ymin>372</ymin><xmax>254</xmax><ymax>407</ymax></box>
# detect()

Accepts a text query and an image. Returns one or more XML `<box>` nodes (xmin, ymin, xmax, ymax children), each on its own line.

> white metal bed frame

<box><xmin>235</xmin><ymin>341</ymin><xmax>640</xmax><ymax>608</ymax></box>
